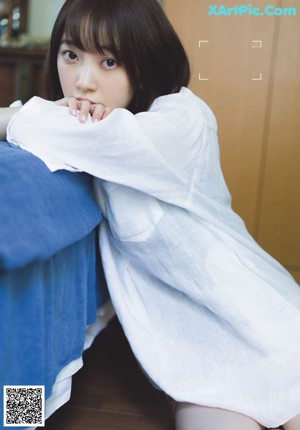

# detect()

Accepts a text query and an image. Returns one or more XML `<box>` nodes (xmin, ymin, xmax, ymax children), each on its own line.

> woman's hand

<box><xmin>55</xmin><ymin>97</ymin><xmax>112</xmax><ymax>123</ymax></box>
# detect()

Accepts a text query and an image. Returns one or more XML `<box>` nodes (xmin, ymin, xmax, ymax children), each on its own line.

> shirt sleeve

<box><xmin>6</xmin><ymin>89</ymin><xmax>216</xmax><ymax>206</ymax></box>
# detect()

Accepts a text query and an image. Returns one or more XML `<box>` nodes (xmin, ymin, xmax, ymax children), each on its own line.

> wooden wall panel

<box><xmin>291</xmin><ymin>271</ymin><xmax>300</xmax><ymax>285</ymax></box>
<box><xmin>164</xmin><ymin>0</ymin><xmax>279</xmax><ymax>234</ymax></box>
<box><xmin>256</xmin><ymin>10</ymin><xmax>300</xmax><ymax>269</ymax></box>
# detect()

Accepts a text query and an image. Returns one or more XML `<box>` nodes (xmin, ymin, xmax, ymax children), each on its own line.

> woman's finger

<box><xmin>78</xmin><ymin>100</ymin><xmax>93</xmax><ymax>123</ymax></box>
<box><xmin>91</xmin><ymin>104</ymin><xmax>106</xmax><ymax>122</ymax></box>
<box><xmin>54</xmin><ymin>98</ymin><xmax>110</xmax><ymax>122</ymax></box>
<box><xmin>68</xmin><ymin>97</ymin><xmax>80</xmax><ymax>116</ymax></box>
<box><xmin>102</xmin><ymin>107</ymin><xmax>112</xmax><ymax>120</ymax></box>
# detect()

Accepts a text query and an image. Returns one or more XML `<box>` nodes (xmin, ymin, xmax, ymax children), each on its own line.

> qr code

<box><xmin>3</xmin><ymin>386</ymin><xmax>45</xmax><ymax>427</ymax></box>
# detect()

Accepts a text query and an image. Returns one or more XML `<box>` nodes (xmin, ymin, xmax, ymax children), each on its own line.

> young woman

<box><xmin>4</xmin><ymin>0</ymin><xmax>300</xmax><ymax>429</ymax></box>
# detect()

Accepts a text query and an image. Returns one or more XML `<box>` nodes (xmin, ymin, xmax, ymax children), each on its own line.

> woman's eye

<box><xmin>102</xmin><ymin>58</ymin><xmax>117</xmax><ymax>69</ymax></box>
<box><xmin>63</xmin><ymin>50</ymin><xmax>78</xmax><ymax>62</ymax></box>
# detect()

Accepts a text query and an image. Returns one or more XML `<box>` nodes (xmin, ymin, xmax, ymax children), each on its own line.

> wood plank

<box><xmin>42</xmin><ymin>319</ymin><xmax>173</xmax><ymax>430</ymax></box>
<box><xmin>45</xmin><ymin>405</ymin><xmax>173</xmax><ymax>430</ymax></box>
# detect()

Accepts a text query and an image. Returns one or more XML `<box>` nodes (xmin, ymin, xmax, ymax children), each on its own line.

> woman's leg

<box><xmin>175</xmin><ymin>403</ymin><xmax>264</xmax><ymax>430</ymax></box>
<box><xmin>283</xmin><ymin>413</ymin><xmax>300</xmax><ymax>430</ymax></box>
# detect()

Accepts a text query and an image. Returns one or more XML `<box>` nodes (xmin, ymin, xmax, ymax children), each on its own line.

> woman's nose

<box><xmin>76</xmin><ymin>66</ymin><xmax>98</xmax><ymax>92</ymax></box>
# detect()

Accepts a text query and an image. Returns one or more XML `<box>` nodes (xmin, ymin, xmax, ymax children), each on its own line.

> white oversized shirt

<box><xmin>7</xmin><ymin>88</ymin><xmax>300</xmax><ymax>428</ymax></box>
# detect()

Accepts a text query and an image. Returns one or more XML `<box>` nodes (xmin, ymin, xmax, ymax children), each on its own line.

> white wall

<box><xmin>27</xmin><ymin>0</ymin><xmax>64</xmax><ymax>37</ymax></box>
<box><xmin>27</xmin><ymin>0</ymin><xmax>164</xmax><ymax>38</ymax></box>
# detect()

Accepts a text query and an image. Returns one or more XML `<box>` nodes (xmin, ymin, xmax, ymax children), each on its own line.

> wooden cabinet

<box><xmin>0</xmin><ymin>46</ymin><xmax>47</xmax><ymax>105</ymax></box>
<box><xmin>1</xmin><ymin>0</ymin><xmax>28</xmax><ymax>37</ymax></box>
<box><xmin>164</xmin><ymin>0</ymin><xmax>300</xmax><ymax>282</ymax></box>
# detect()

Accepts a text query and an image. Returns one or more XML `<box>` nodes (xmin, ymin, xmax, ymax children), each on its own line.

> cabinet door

<box><xmin>0</xmin><ymin>63</ymin><xmax>15</xmax><ymax>105</ymax></box>
<box><xmin>0</xmin><ymin>49</ymin><xmax>46</xmax><ymax>105</ymax></box>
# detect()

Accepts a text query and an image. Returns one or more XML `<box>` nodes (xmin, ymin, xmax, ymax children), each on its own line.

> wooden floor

<box><xmin>42</xmin><ymin>317</ymin><xmax>174</xmax><ymax>430</ymax></box>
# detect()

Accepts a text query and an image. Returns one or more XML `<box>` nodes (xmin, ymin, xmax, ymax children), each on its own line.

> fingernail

<box><xmin>72</xmin><ymin>109</ymin><xmax>77</xmax><ymax>116</ymax></box>
<box><xmin>80</xmin><ymin>114</ymin><xmax>87</xmax><ymax>123</ymax></box>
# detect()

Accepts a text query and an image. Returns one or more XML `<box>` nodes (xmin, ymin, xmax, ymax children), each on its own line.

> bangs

<box><xmin>63</xmin><ymin>4</ymin><xmax>122</xmax><ymax>61</ymax></box>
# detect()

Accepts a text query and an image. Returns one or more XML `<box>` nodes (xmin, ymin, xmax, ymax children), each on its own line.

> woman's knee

<box><xmin>283</xmin><ymin>413</ymin><xmax>300</xmax><ymax>430</ymax></box>
<box><xmin>174</xmin><ymin>403</ymin><xmax>264</xmax><ymax>430</ymax></box>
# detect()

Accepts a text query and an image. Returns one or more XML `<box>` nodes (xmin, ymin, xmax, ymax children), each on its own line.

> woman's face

<box><xmin>57</xmin><ymin>39</ymin><xmax>133</xmax><ymax>110</ymax></box>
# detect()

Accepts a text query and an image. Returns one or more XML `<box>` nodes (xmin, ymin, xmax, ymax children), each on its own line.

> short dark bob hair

<box><xmin>44</xmin><ymin>0</ymin><xmax>190</xmax><ymax>113</ymax></box>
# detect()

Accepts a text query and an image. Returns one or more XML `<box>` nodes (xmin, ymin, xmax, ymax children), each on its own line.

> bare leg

<box><xmin>283</xmin><ymin>413</ymin><xmax>300</xmax><ymax>430</ymax></box>
<box><xmin>175</xmin><ymin>403</ymin><xmax>264</xmax><ymax>430</ymax></box>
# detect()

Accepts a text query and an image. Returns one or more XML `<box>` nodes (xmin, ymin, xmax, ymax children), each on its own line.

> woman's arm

<box><xmin>6</xmin><ymin>91</ymin><xmax>212</xmax><ymax>206</ymax></box>
<box><xmin>0</xmin><ymin>107</ymin><xmax>21</xmax><ymax>141</ymax></box>
<box><xmin>1</xmin><ymin>97</ymin><xmax>107</xmax><ymax>141</ymax></box>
